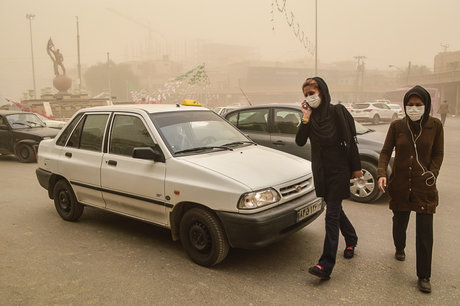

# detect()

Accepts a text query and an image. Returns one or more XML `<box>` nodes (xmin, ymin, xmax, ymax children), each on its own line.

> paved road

<box><xmin>1</xmin><ymin>118</ymin><xmax>459</xmax><ymax>305</ymax></box>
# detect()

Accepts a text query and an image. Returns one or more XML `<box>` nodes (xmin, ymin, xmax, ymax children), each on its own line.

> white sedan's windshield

<box><xmin>150</xmin><ymin>110</ymin><xmax>251</xmax><ymax>154</ymax></box>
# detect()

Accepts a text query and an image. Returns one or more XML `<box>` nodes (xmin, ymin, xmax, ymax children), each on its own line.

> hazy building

<box><xmin>410</xmin><ymin>51</ymin><xmax>460</xmax><ymax>114</ymax></box>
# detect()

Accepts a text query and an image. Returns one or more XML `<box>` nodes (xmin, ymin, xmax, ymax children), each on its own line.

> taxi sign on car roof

<box><xmin>181</xmin><ymin>99</ymin><xmax>202</xmax><ymax>106</ymax></box>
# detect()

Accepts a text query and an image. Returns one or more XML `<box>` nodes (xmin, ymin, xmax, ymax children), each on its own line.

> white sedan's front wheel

<box><xmin>180</xmin><ymin>208</ymin><xmax>229</xmax><ymax>266</ymax></box>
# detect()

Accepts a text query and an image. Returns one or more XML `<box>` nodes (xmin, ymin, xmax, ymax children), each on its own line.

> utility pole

<box><xmin>354</xmin><ymin>56</ymin><xmax>366</xmax><ymax>100</ymax></box>
<box><xmin>107</xmin><ymin>52</ymin><xmax>112</xmax><ymax>103</ymax></box>
<box><xmin>76</xmin><ymin>16</ymin><xmax>82</xmax><ymax>93</ymax></box>
<box><xmin>407</xmin><ymin>61</ymin><xmax>411</xmax><ymax>85</ymax></box>
<box><xmin>315</xmin><ymin>0</ymin><xmax>318</xmax><ymax>76</ymax></box>
<box><xmin>26</xmin><ymin>14</ymin><xmax>37</xmax><ymax>99</ymax></box>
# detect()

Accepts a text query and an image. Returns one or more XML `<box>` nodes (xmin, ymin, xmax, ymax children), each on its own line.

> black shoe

<box><xmin>395</xmin><ymin>250</ymin><xmax>405</xmax><ymax>261</ymax></box>
<box><xmin>344</xmin><ymin>246</ymin><xmax>355</xmax><ymax>259</ymax></box>
<box><xmin>418</xmin><ymin>278</ymin><xmax>431</xmax><ymax>293</ymax></box>
<box><xmin>308</xmin><ymin>265</ymin><xmax>330</xmax><ymax>280</ymax></box>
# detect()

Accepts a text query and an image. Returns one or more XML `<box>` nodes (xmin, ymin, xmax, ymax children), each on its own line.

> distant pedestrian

<box><xmin>437</xmin><ymin>100</ymin><xmax>450</xmax><ymax>125</ymax></box>
<box><xmin>377</xmin><ymin>85</ymin><xmax>444</xmax><ymax>293</ymax></box>
<box><xmin>296</xmin><ymin>77</ymin><xmax>363</xmax><ymax>280</ymax></box>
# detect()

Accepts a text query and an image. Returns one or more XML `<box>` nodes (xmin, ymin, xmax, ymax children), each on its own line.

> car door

<box><xmin>374</xmin><ymin>103</ymin><xmax>389</xmax><ymax>120</ymax></box>
<box><xmin>0</xmin><ymin>115</ymin><xmax>13</xmax><ymax>153</ymax></box>
<box><xmin>381</xmin><ymin>103</ymin><xmax>394</xmax><ymax>120</ymax></box>
<box><xmin>58</xmin><ymin>113</ymin><xmax>109</xmax><ymax>208</ymax></box>
<box><xmin>270</xmin><ymin>107</ymin><xmax>311</xmax><ymax>160</ymax></box>
<box><xmin>100</xmin><ymin>113</ymin><xmax>167</xmax><ymax>225</ymax></box>
<box><xmin>225</xmin><ymin>108</ymin><xmax>272</xmax><ymax>148</ymax></box>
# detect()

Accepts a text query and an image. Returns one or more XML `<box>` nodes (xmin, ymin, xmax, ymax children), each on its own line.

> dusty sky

<box><xmin>1</xmin><ymin>0</ymin><xmax>459</xmax><ymax>100</ymax></box>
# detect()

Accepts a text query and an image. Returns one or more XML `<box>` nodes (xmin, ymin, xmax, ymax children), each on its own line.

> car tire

<box><xmin>180</xmin><ymin>208</ymin><xmax>229</xmax><ymax>267</ymax></box>
<box><xmin>392</xmin><ymin>113</ymin><xmax>398</xmax><ymax>121</ymax></box>
<box><xmin>53</xmin><ymin>180</ymin><xmax>84</xmax><ymax>221</ymax></box>
<box><xmin>372</xmin><ymin>115</ymin><xmax>380</xmax><ymax>125</ymax></box>
<box><xmin>349</xmin><ymin>160</ymin><xmax>382</xmax><ymax>203</ymax></box>
<box><xmin>16</xmin><ymin>144</ymin><xmax>35</xmax><ymax>163</ymax></box>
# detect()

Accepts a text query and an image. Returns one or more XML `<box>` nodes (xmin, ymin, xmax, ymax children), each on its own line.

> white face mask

<box><xmin>406</xmin><ymin>105</ymin><xmax>425</xmax><ymax>121</ymax></box>
<box><xmin>306</xmin><ymin>94</ymin><xmax>321</xmax><ymax>108</ymax></box>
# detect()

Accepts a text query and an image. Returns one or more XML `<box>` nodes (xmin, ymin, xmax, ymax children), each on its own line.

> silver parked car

<box><xmin>225</xmin><ymin>104</ymin><xmax>393</xmax><ymax>203</ymax></box>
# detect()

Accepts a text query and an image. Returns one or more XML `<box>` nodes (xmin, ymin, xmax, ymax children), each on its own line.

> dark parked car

<box><xmin>0</xmin><ymin>111</ymin><xmax>59</xmax><ymax>162</ymax></box>
<box><xmin>225</xmin><ymin>104</ymin><xmax>392</xmax><ymax>203</ymax></box>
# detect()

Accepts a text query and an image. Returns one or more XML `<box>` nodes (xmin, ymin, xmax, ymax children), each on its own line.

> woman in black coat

<box><xmin>296</xmin><ymin>77</ymin><xmax>362</xmax><ymax>279</ymax></box>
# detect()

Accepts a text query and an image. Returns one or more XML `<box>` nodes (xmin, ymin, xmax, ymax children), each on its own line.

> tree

<box><xmin>84</xmin><ymin>61</ymin><xmax>139</xmax><ymax>101</ymax></box>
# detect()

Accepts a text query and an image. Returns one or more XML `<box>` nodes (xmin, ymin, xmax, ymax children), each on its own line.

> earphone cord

<box><xmin>408</xmin><ymin>120</ymin><xmax>436</xmax><ymax>187</ymax></box>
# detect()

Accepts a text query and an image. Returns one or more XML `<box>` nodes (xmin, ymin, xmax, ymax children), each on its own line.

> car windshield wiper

<box><xmin>221</xmin><ymin>141</ymin><xmax>256</xmax><ymax>147</ymax></box>
<box><xmin>357</xmin><ymin>129</ymin><xmax>374</xmax><ymax>135</ymax></box>
<box><xmin>27</xmin><ymin>120</ymin><xmax>44</xmax><ymax>127</ymax></box>
<box><xmin>12</xmin><ymin>122</ymin><xmax>30</xmax><ymax>127</ymax></box>
<box><xmin>175</xmin><ymin>146</ymin><xmax>233</xmax><ymax>154</ymax></box>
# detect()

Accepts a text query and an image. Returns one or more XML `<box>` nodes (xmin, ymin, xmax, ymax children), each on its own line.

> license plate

<box><xmin>296</xmin><ymin>199</ymin><xmax>322</xmax><ymax>222</ymax></box>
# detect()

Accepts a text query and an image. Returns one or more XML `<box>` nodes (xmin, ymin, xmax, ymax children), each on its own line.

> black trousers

<box><xmin>392</xmin><ymin>211</ymin><xmax>433</xmax><ymax>279</ymax></box>
<box><xmin>318</xmin><ymin>199</ymin><xmax>358</xmax><ymax>274</ymax></box>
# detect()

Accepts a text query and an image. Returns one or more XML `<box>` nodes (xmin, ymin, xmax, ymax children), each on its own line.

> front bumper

<box><xmin>216</xmin><ymin>192</ymin><xmax>324</xmax><ymax>249</ymax></box>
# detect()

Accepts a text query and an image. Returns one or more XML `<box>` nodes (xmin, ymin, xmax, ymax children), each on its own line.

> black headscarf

<box><xmin>308</xmin><ymin>77</ymin><xmax>337</xmax><ymax>145</ymax></box>
<box><xmin>403</xmin><ymin>85</ymin><xmax>432</xmax><ymax>133</ymax></box>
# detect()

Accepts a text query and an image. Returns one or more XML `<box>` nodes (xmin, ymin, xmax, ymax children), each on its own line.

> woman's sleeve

<box><xmin>429</xmin><ymin>120</ymin><xmax>444</xmax><ymax>176</ymax></box>
<box><xmin>343</xmin><ymin>108</ymin><xmax>361</xmax><ymax>171</ymax></box>
<box><xmin>295</xmin><ymin>122</ymin><xmax>310</xmax><ymax>146</ymax></box>
<box><xmin>377</xmin><ymin>121</ymin><xmax>396</xmax><ymax>178</ymax></box>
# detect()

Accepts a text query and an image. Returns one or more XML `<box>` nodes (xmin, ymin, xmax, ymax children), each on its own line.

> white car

<box><xmin>388</xmin><ymin>103</ymin><xmax>404</xmax><ymax>119</ymax></box>
<box><xmin>35</xmin><ymin>104</ymin><xmax>323</xmax><ymax>266</ymax></box>
<box><xmin>35</xmin><ymin>113</ymin><xmax>67</xmax><ymax>129</ymax></box>
<box><xmin>349</xmin><ymin>102</ymin><xmax>399</xmax><ymax>124</ymax></box>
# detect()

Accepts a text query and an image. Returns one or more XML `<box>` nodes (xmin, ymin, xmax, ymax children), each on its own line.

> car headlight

<box><xmin>238</xmin><ymin>188</ymin><xmax>281</xmax><ymax>209</ymax></box>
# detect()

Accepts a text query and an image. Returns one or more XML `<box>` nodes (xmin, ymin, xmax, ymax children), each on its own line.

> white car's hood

<box><xmin>180</xmin><ymin>145</ymin><xmax>311</xmax><ymax>190</ymax></box>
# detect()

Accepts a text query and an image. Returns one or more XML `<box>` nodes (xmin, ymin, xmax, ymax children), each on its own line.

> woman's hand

<box><xmin>301</xmin><ymin>100</ymin><xmax>312</xmax><ymax>119</ymax></box>
<box><xmin>351</xmin><ymin>170</ymin><xmax>363</xmax><ymax>179</ymax></box>
<box><xmin>378</xmin><ymin>177</ymin><xmax>387</xmax><ymax>193</ymax></box>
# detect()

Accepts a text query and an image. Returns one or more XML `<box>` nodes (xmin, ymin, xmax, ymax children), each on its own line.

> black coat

<box><xmin>296</xmin><ymin>103</ymin><xmax>361</xmax><ymax>201</ymax></box>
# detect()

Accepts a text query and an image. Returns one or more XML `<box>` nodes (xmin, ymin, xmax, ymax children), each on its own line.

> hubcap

<box><xmin>350</xmin><ymin>169</ymin><xmax>375</xmax><ymax>198</ymax></box>
<box><xmin>58</xmin><ymin>190</ymin><xmax>71</xmax><ymax>212</ymax></box>
<box><xmin>189</xmin><ymin>222</ymin><xmax>211</xmax><ymax>252</ymax></box>
<box><xmin>20</xmin><ymin>148</ymin><xmax>29</xmax><ymax>159</ymax></box>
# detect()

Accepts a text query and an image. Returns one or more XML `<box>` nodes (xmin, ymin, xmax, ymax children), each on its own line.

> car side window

<box><xmin>56</xmin><ymin>113</ymin><xmax>83</xmax><ymax>146</ymax></box>
<box><xmin>226</xmin><ymin>112</ymin><xmax>238</xmax><ymax>126</ymax></box>
<box><xmin>273</xmin><ymin>109</ymin><xmax>301</xmax><ymax>134</ymax></box>
<box><xmin>67</xmin><ymin>114</ymin><xmax>108</xmax><ymax>151</ymax></box>
<box><xmin>0</xmin><ymin>116</ymin><xmax>6</xmax><ymax>127</ymax></box>
<box><xmin>231</xmin><ymin>109</ymin><xmax>269</xmax><ymax>132</ymax></box>
<box><xmin>109</xmin><ymin>114</ymin><xmax>155</xmax><ymax>156</ymax></box>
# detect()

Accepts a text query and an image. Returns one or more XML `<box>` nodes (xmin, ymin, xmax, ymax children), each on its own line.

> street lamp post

<box><xmin>26</xmin><ymin>13</ymin><xmax>37</xmax><ymax>99</ymax></box>
<box><xmin>389</xmin><ymin>62</ymin><xmax>411</xmax><ymax>85</ymax></box>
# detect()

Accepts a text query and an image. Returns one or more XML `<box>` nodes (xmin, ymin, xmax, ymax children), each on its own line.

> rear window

<box><xmin>352</xmin><ymin>103</ymin><xmax>370</xmax><ymax>109</ymax></box>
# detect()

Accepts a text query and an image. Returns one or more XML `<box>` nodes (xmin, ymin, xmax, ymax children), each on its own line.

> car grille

<box><xmin>279</xmin><ymin>178</ymin><xmax>313</xmax><ymax>197</ymax></box>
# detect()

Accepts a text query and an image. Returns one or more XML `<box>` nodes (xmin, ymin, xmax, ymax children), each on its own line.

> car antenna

<box><xmin>239</xmin><ymin>87</ymin><xmax>253</xmax><ymax>106</ymax></box>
